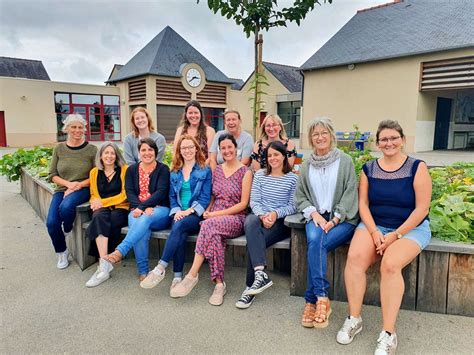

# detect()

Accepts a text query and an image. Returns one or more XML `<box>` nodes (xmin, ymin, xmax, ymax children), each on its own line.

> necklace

<box><xmin>104</xmin><ymin>169</ymin><xmax>116</xmax><ymax>182</ymax></box>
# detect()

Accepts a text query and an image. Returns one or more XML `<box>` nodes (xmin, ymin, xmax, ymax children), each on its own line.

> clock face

<box><xmin>186</xmin><ymin>68</ymin><xmax>202</xmax><ymax>88</ymax></box>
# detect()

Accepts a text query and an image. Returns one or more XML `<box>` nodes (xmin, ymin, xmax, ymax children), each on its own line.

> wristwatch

<box><xmin>189</xmin><ymin>208</ymin><xmax>195</xmax><ymax>214</ymax></box>
<box><xmin>394</xmin><ymin>231</ymin><xmax>403</xmax><ymax>239</ymax></box>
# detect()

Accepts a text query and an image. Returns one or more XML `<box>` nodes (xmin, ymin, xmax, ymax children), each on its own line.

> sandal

<box><xmin>105</xmin><ymin>250</ymin><xmax>123</xmax><ymax>264</ymax></box>
<box><xmin>301</xmin><ymin>303</ymin><xmax>317</xmax><ymax>328</ymax></box>
<box><xmin>313</xmin><ymin>298</ymin><xmax>332</xmax><ymax>328</ymax></box>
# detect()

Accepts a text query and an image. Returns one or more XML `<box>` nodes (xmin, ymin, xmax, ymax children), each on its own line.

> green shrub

<box><xmin>0</xmin><ymin>147</ymin><xmax>53</xmax><ymax>182</ymax></box>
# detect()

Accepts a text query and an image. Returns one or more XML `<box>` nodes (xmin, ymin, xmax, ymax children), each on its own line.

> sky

<box><xmin>1</xmin><ymin>0</ymin><xmax>389</xmax><ymax>85</ymax></box>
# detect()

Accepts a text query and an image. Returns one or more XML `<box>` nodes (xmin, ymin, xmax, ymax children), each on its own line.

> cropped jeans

<box><xmin>46</xmin><ymin>189</ymin><xmax>90</xmax><ymax>253</ymax></box>
<box><xmin>116</xmin><ymin>206</ymin><xmax>171</xmax><ymax>276</ymax></box>
<box><xmin>304</xmin><ymin>220</ymin><xmax>355</xmax><ymax>304</ymax></box>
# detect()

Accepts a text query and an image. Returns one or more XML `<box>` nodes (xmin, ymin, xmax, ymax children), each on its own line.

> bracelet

<box><xmin>332</xmin><ymin>219</ymin><xmax>338</xmax><ymax>225</ymax></box>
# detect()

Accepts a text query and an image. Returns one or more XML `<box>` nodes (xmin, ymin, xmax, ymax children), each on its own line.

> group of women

<box><xmin>46</xmin><ymin>99</ymin><xmax>432</xmax><ymax>355</ymax></box>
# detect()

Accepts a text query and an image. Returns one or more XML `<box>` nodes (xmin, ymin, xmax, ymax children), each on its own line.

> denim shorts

<box><xmin>356</xmin><ymin>220</ymin><xmax>432</xmax><ymax>250</ymax></box>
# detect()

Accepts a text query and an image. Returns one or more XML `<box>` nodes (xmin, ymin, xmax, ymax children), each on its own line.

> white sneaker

<box><xmin>140</xmin><ymin>266</ymin><xmax>165</xmax><ymax>289</ymax></box>
<box><xmin>85</xmin><ymin>259</ymin><xmax>113</xmax><ymax>287</ymax></box>
<box><xmin>374</xmin><ymin>331</ymin><xmax>397</xmax><ymax>355</ymax></box>
<box><xmin>57</xmin><ymin>250</ymin><xmax>70</xmax><ymax>269</ymax></box>
<box><xmin>336</xmin><ymin>316</ymin><xmax>363</xmax><ymax>345</ymax></box>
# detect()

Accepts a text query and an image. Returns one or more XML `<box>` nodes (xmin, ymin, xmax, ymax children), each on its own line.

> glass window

<box><xmin>55</xmin><ymin>93</ymin><xmax>70</xmax><ymax>104</ymax></box>
<box><xmin>72</xmin><ymin>94</ymin><xmax>101</xmax><ymax>105</ymax></box>
<box><xmin>104</xmin><ymin>106</ymin><xmax>119</xmax><ymax>115</ymax></box>
<box><xmin>278</xmin><ymin>101</ymin><xmax>301</xmax><ymax>138</ymax></box>
<box><xmin>103</xmin><ymin>95</ymin><xmax>119</xmax><ymax>105</ymax></box>
<box><xmin>204</xmin><ymin>108</ymin><xmax>225</xmax><ymax>132</ymax></box>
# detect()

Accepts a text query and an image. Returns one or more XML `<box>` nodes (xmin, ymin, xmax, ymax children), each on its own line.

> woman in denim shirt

<box><xmin>140</xmin><ymin>135</ymin><xmax>212</xmax><ymax>293</ymax></box>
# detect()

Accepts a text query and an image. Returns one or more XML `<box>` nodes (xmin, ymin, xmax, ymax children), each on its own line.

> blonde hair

<box><xmin>62</xmin><ymin>114</ymin><xmax>87</xmax><ymax>133</ymax></box>
<box><xmin>258</xmin><ymin>114</ymin><xmax>288</xmax><ymax>141</ymax></box>
<box><xmin>130</xmin><ymin>107</ymin><xmax>155</xmax><ymax>137</ymax></box>
<box><xmin>307</xmin><ymin>117</ymin><xmax>337</xmax><ymax>150</ymax></box>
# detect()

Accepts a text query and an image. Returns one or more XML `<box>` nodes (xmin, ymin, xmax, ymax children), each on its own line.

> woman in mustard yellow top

<box><xmin>85</xmin><ymin>142</ymin><xmax>129</xmax><ymax>287</ymax></box>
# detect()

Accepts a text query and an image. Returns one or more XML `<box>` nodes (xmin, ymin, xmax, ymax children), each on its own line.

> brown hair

<box><xmin>265</xmin><ymin>141</ymin><xmax>292</xmax><ymax>175</ymax></box>
<box><xmin>179</xmin><ymin>100</ymin><xmax>207</xmax><ymax>144</ymax></box>
<box><xmin>376</xmin><ymin>120</ymin><xmax>405</xmax><ymax>144</ymax></box>
<box><xmin>223</xmin><ymin>109</ymin><xmax>241</xmax><ymax>121</ymax></box>
<box><xmin>130</xmin><ymin>107</ymin><xmax>155</xmax><ymax>137</ymax></box>
<box><xmin>171</xmin><ymin>135</ymin><xmax>206</xmax><ymax>172</ymax></box>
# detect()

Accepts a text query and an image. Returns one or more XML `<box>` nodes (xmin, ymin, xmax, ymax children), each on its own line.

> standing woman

<box><xmin>235</xmin><ymin>141</ymin><xmax>298</xmax><ymax>309</ymax></box>
<box><xmin>173</xmin><ymin>100</ymin><xmax>215</xmax><ymax>164</ymax></box>
<box><xmin>172</xmin><ymin>133</ymin><xmax>252</xmax><ymax>306</ymax></box>
<box><xmin>47</xmin><ymin>114</ymin><xmax>97</xmax><ymax>269</ymax></box>
<box><xmin>296</xmin><ymin>117</ymin><xmax>359</xmax><ymax>329</ymax></box>
<box><xmin>105</xmin><ymin>138</ymin><xmax>171</xmax><ymax>280</ymax></box>
<box><xmin>140</xmin><ymin>135</ymin><xmax>212</xmax><ymax>292</ymax></box>
<box><xmin>84</xmin><ymin>143</ymin><xmax>129</xmax><ymax>287</ymax></box>
<box><xmin>250</xmin><ymin>114</ymin><xmax>297</xmax><ymax>171</ymax></box>
<box><xmin>209</xmin><ymin>109</ymin><xmax>253</xmax><ymax>170</ymax></box>
<box><xmin>123</xmin><ymin>107</ymin><xmax>166</xmax><ymax>165</ymax></box>
<box><xmin>337</xmin><ymin>120</ymin><xmax>432</xmax><ymax>355</ymax></box>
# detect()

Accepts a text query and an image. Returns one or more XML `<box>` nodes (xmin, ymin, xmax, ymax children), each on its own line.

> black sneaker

<box><xmin>245</xmin><ymin>270</ymin><xmax>273</xmax><ymax>295</ymax></box>
<box><xmin>235</xmin><ymin>288</ymin><xmax>255</xmax><ymax>309</ymax></box>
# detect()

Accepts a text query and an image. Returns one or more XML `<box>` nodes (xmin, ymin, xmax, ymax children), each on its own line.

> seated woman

<box><xmin>105</xmin><ymin>138</ymin><xmax>171</xmax><ymax>281</ymax></box>
<box><xmin>235</xmin><ymin>141</ymin><xmax>298</xmax><ymax>309</ymax></box>
<box><xmin>85</xmin><ymin>142</ymin><xmax>129</xmax><ymax>287</ymax></box>
<box><xmin>140</xmin><ymin>135</ymin><xmax>212</xmax><ymax>292</ymax></box>
<box><xmin>296</xmin><ymin>117</ymin><xmax>359</xmax><ymax>329</ymax></box>
<box><xmin>173</xmin><ymin>100</ymin><xmax>215</xmax><ymax>164</ymax></box>
<box><xmin>172</xmin><ymin>133</ymin><xmax>252</xmax><ymax>306</ymax></box>
<box><xmin>46</xmin><ymin>114</ymin><xmax>97</xmax><ymax>269</ymax></box>
<box><xmin>123</xmin><ymin>107</ymin><xmax>166</xmax><ymax>165</ymax></box>
<box><xmin>209</xmin><ymin>109</ymin><xmax>253</xmax><ymax>170</ymax></box>
<box><xmin>250</xmin><ymin>114</ymin><xmax>297</xmax><ymax>171</ymax></box>
<box><xmin>337</xmin><ymin>120</ymin><xmax>432</xmax><ymax>355</ymax></box>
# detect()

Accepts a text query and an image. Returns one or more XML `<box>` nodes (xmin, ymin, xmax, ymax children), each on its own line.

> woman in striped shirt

<box><xmin>235</xmin><ymin>141</ymin><xmax>298</xmax><ymax>309</ymax></box>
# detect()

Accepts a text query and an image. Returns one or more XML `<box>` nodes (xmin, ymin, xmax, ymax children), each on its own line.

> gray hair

<box><xmin>95</xmin><ymin>142</ymin><xmax>126</xmax><ymax>170</ymax></box>
<box><xmin>307</xmin><ymin>117</ymin><xmax>337</xmax><ymax>150</ymax></box>
<box><xmin>62</xmin><ymin>114</ymin><xmax>87</xmax><ymax>133</ymax></box>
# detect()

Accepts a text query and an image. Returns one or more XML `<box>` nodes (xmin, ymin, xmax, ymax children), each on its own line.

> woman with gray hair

<box><xmin>296</xmin><ymin>117</ymin><xmax>359</xmax><ymax>328</ymax></box>
<box><xmin>47</xmin><ymin>114</ymin><xmax>97</xmax><ymax>269</ymax></box>
<box><xmin>84</xmin><ymin>142</ymin><xmax>129</xmax><ymax>287</ymax></box>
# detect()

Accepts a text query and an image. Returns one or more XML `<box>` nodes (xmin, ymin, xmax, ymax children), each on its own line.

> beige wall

<box><xmin>0</xmin><ymin>77</ymin><xmax>120</xmax><ymax>147</ymax></box>
<box><xmin>229</xmin><ymin>68</ymin><xmax>290</xmax><ymax>136</ymax></box>
<box><xmin>301</xmin><ymin>48</ymin><xmax>474</xmax><ymax>152</ymax></box>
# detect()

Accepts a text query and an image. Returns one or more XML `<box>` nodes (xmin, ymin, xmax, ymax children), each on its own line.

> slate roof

<box><xmin>107</xmin><ymin>26</ymin><xmax>233</xmax><ymax>84</ymax></box>
<box><xmin>301</xmin><ymin>0</ymin><xmax>474</xmax><ymax>71</ymax></box>
<box><xmin>106</xmin><ymin>64</ymin><xmax>123</xmax><ymax>82</ymax></box>
<box><xmin>0</xmin><ymin>57</ymin><xmax>50</xmax><ymax>80</ymax></box>
<box><xmin>263</xmin><ymin>62</ymin><xmax>302</xmax><ymax>93</ymax></box>
<box><xmin>228</xmin><ymin>78</ymin><xmax>244</xmax><ymax>90</ymax></box>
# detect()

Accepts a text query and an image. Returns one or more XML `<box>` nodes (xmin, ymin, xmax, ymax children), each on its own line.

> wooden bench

<box><xmin>284</xmin><ymin>214</ymin><xmax>474</xmax><ymax>317</ymax></box>
<box><xmin>336</xmin><ymin>131</ymin><xmax>371</xmax><ymax>150</ymax></box>
<box><xmin>74</xmin><ymin>204</ymin><xmax>290</xmax><ymax>272</ymax></box>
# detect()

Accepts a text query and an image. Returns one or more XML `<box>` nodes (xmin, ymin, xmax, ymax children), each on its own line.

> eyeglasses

<box><xmin>180</xmin><ymin>145</ymin><xmax>196</xmax><ymax>151</ymax></box>
<box><xmin>312</xmin><ymin>131</ymin><xmax>330</xmax><ymax>139</ymax></box>
<box><xmin>378</xmin><ymin>136</ymin><xmax>401</xmax><ymax>144</ymax></box>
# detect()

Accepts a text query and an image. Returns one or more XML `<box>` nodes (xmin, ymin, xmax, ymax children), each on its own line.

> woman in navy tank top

<box><xmin>336</xmin><ymin>120</ymin><xmax>432</xmax><ymax>355</ymax></box>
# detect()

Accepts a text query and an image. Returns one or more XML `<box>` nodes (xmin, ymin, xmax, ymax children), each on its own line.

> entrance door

<box><xmin>0</xmin><ymin>111</ymin><xmax>6</xmax><ymax>147</ymax></box>
<box><xmin>433</xmin><ymin>97</ymin><xmax>452</xmax><ymax>150</ymax></box>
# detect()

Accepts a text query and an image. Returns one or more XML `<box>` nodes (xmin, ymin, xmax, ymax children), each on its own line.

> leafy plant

<box><xmin>0</xmin><ymin>147</ymin><xmax>53</xmax><ymax>182</ymax></box>
<box><xmin>162</xmin><ymin>144</ymin><xmax>174</xmax><ymax>168</ymax></box>
<box><xmin>429</xmin><ymin>163</ymin><xmax>474</xmax><ymax>243</ymax></box>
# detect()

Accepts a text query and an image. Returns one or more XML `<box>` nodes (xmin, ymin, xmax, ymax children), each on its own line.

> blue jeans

<box><xmin>159</xmin><ymin>213</ymin><xmax>201</xmax><ymax>274</ymax></box>
<box><xmin>46</xmin><ymin>189</ymin><xmax>90</xmax><ymax>253</ymax></box>
<box><xmin>305</xmin><ymin>221</ymin><xmax>356</xmax><ymax>303</ymax></box>
<box><xmin>116</xmin><ymin>207</ymin><xmax>171</xmax><ymax>276</ymax></box>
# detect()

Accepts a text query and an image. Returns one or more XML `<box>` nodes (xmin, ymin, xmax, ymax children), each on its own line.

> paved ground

<box><xmin>1</xmin><ymin>176</ymin><xmax>473</xmax><ymax>354</ymax></box>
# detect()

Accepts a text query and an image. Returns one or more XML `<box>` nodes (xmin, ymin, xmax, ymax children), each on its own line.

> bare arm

<box><xmin>250</xmin><ymin>142</ymin><xmax>261</xmax><ymax>172</ymax></box>
<box><xmin>358</xmin><ymin>171</ymin><xmax>383</xmax><ymax>248</ymax></box>
<box><xmin>209</xmin><ymin>152</ymin><xmax>218</xmax><ymax>171</ymax></box>
<box><xmin>287</xmin><ymin>140</ymin><xmax>296</xmax><ymax>167</ymax></box>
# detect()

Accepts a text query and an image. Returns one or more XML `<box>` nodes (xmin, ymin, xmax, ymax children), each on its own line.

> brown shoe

<box><xmin>301</xmin><ymin>302</ymin><xmax>317</xmax><ymax>328</ymax></box>
<box><xmin>313</xmin><ymin>298</ymin><xmax>332</xmax><ymax>328</ymax></box>
<box><xmin>170</xmin><ymin>273</ymin><xmax>198</xmax><ymax>298</ymax></box>
<box><xmin>209</xmin><ymin>282</ymin><xmax>227</xmax><ymax>306</ymax></box>
<box><xmin>105</xmin><ymin>250</ymin><xmax>123</xmax><ymax>264</ymax></box>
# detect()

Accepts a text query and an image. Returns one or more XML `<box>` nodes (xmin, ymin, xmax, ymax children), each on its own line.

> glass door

<box><xmin>88</xmin><ymin>106</ymin><xmax>103</xmax><ymax>141</ymax></box>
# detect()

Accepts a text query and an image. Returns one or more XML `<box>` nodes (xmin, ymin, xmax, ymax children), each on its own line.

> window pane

<box><xmin>204</xmin><ymin>108</ymin><xmax>224</xmax><ymax>132</ymax></box>
<box><xmin>103</xmin><ymin>95</ymin><xmax>119</xmax><ymax>105</ymax></box>
<box><xmin>55</xmin><ymin>102</ymin><xmax>70</xmax><ymax>114</ymax></box>
<box><xmin>104</xmin><ymin>106</ymin><xmax>119</xmax><ymax>115</ymax></box>
<box><xmin>72</xmin><ymin>94</ymin><xmax>101</xmax><ymax>105</ymax></box>
<box><xmin>55</xmin><ymin>93</ymin><xmax>70</xmax><ymax>104</ymax></box>
<box><xmin>72</xmin><ymin>106</ymin><xmax>86</xmax><ymax>115</ymax></box>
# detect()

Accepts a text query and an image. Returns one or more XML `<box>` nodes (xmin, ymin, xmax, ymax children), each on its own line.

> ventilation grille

<box><xmin>128</xmin><ymin>79</ymin><xmax>146</xmax><ymax>101</ymax></box>
<box><xmin>197</xmin><ymin>84</ymin><xmax>227</xmax><ymax>104</ymax></box>
<box><xmin>420</xmin><ymin>56</ymin><xmax>474</xmax><ymax>91</ymax></box>
<box><xmin>156</xmin><ymin>79</ymin><xmax>191</xmax><ymax>101</ymax></box>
